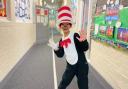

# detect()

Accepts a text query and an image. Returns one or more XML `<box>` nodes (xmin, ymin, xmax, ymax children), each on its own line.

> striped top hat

<box><xmin>57</xmin><ymin>6</ymin><xmax>72</xmax><ymax>26</ymax></box>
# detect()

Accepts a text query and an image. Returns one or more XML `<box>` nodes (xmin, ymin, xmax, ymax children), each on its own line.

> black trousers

<box><xmin>58</xmin><ymin>62</ymin><xmax>89</xmax><ymax>89</ymax></box>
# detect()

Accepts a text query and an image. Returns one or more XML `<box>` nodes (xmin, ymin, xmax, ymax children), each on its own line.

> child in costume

<box><xmin>48</xmin><ymin>6</ymin><xmax>89</xmax><ymax>89</ymax></box>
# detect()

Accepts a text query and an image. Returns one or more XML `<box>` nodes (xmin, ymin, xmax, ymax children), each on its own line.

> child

<box><xmin>48</xmin><ymin>6</ymin><xmax>89</xmax><ymax>89</ymax></box>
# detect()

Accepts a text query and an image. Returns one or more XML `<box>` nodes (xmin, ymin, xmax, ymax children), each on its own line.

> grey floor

<box><xmin>55</xmin><ymin>54</ymin><xmax>113</xmax><ymax>89</ymax></box>
<box><xmin>1</xmin><ymin>43</ymin><xmax>113</xmax><ymax>89</ymax></box>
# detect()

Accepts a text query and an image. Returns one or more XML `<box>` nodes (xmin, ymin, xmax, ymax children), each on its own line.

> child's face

<box><xmin>60</xmin><ymin>22</ymin><xmax>72</xmax><ymax>33</ymax></box>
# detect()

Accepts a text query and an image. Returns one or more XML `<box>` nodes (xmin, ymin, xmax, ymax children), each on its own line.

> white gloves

<box><xmin>48</xmin><ymin>38</ymin><xmax>59</xmax><ymax>51</ymax></box>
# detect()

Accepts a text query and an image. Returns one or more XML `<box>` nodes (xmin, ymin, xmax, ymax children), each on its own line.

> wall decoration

<box><xmin>15</xmin><ymin>0</ymin><xmax>32</xmax><ymax>22</ymax></box>
<box><xmin>121</xmin><ymin>0</ymin><xmax>128</xmax><ymax>7</ymax></box>
<box><xmin>118</xmin><ymin>28</ymin><xmax>128</xmax><ymax>42</ymax></box>
<box><xmin>0</xmin><ymin>0</ymin><xmax>6</xmax><ymax>17</ymax></box>
<box><xmin>92</xmin><ymin>0</ymin><xmax>128</xmax><ymax>49</ymax></box>
<box><xmin>105</xmin><ymin>0</ymin><xmax>120</xmax><ymax>22</ymax></box>
<box><xmin>99</xmin><ymin>26</ymin><xmax>107</xmax><ymax>35</ymax></box>
<box><xmin>106</xmin><ymin>26</ymin><xmax>114</xmax><ymax>37</ymax></box>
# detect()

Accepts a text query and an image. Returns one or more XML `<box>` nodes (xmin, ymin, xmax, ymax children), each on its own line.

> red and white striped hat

<box><xmin>57</xmin><ymin>6</ymin><xmax>72</xmax><ymax>26</ymax></box>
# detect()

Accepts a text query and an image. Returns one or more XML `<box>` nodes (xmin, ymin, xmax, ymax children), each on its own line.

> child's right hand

<box><xmin>47</xmin><ymin>38</ymin><xmax>59</xmax><ymax>51</ymax></box>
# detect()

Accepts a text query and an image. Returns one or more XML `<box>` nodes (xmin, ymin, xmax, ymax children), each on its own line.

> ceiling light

<box><xmin>64</xmin><ymin>0</ymin><xmax>67</xmax><ymax>5</ymax></box>
<box><xmin>52</xmin><ymin>0</ymin><xmax>54</xmax><ymax>3</ymax></box>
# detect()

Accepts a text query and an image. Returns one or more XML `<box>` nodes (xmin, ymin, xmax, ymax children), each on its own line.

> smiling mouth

<box><xmin>64</xmin><ymin>27</ymin><xmax>67</xmax><ymax>29</ymax></box>
<box><xmin>63</xmin><ymin>28</ymin><xmax>68</xmax><ymax>30</ymax></box>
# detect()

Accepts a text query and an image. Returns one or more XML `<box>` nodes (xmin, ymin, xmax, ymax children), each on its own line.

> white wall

<box><xmin>0</xmin><ymin>0</ymin><xmax>36</xmax><ymax>82</ymax></box>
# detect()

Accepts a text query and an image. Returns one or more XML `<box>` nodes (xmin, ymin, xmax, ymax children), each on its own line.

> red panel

<box><xmin>36</xmin><ymin>8</ymin><xmax>41</xmax><ymax>15</ymax></box>
<box><xmin>44</xmin><ymin>9</ymin><xmax>48</xmax><ymax>16</ymax></box>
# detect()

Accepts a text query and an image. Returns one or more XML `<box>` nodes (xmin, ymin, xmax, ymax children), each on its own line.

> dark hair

<box><xmin>59</xmin><ymin>23</ymin><xmax>72</xmax><ymax>27</ymax></box>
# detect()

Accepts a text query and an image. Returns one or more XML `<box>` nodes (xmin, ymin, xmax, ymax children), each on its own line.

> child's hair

<box><xmin>59</xmin><ymin>23</ymin><xmax>72</xmax><ymax>27</ymax></box>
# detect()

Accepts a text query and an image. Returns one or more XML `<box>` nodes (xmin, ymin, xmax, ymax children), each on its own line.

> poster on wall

<box><xmin>99</xmin><ymin>26</ymin><xmax>107</xmax><ymax>35</ymax></box>
<box><xmin>0</xmin><ymin>0</ymin><xmax>6</xmax><ymax>17</ymax></box>
<box><xmin>105</xmin><ymin>0</ymin><xmax>120</xmax><ymax>22</ymax></box>
<box><xmin>94</xmin><ymin>24</ymin><xmax>99</xmax><ymax>35</ymax></box>
<box><xmin>121</xmin><ymin>0</ymin><xmax>128</xmax><ymax>7</ymax></box>
<box><xmin>15</xmin><ymin>0</ymin><xmax>32</xmax><ymax>22</ymax></box>
<box><xmin>95</xmin><ymin>0</ymin><xmax>107</xmax><ymax>15</ymax></box>
<box><xmin>117</xmin><ymin>28</ymin><xmax>128</xmax><ymax>42</ymax></box>
<box><xmin>106</xmin><ymin>26</ymin><xmax>114</xmax><ymax>37</ymax></box>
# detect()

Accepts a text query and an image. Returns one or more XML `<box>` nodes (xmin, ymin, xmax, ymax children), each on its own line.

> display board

<box><xmin>93</xmin><ymin>0</ymin><xmax>128</xmax><ymax>48</ymax></box>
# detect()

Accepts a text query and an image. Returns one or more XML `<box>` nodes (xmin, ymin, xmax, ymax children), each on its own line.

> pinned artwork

<box><xmin>106</xmin><ymin>26</ymin><xmax>114</xmax><ymax>37</ymax></box>
<box><xmin>0</xmin><ymin>0</ymin><xmax>6</xmax><ymax>17</ymax></box>
<box><xmin>99</xmin><ymin>26</ymin><xmax>107</xmax><ymax>35</ymax></box>
<box><xmin>15</xmin><ymin>0</ymin><xmax>31</xmax><ymax>22</ymax></box>
<box><xmin>118</xmin><ymin>28</ymin><xmax>128</xmax><ymax>42</ymax></box>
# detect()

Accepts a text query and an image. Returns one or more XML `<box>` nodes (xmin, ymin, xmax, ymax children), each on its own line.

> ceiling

<box><xmin>42</xmin><ymin>0</ymin><xmax>64</xmax><ymax>8</ymax></box>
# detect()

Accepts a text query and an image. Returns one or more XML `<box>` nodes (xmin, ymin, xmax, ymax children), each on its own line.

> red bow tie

<box><xmin>60</xmin><ymin>38</ymin><xmax>71</xmax><ymax>48</ymax></box>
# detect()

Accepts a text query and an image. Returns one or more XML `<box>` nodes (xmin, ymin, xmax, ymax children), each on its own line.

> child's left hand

<box><xmin>76</xmin><ymin>30</ymin><xmax>87</xmax><ymax>42</ymax></box>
